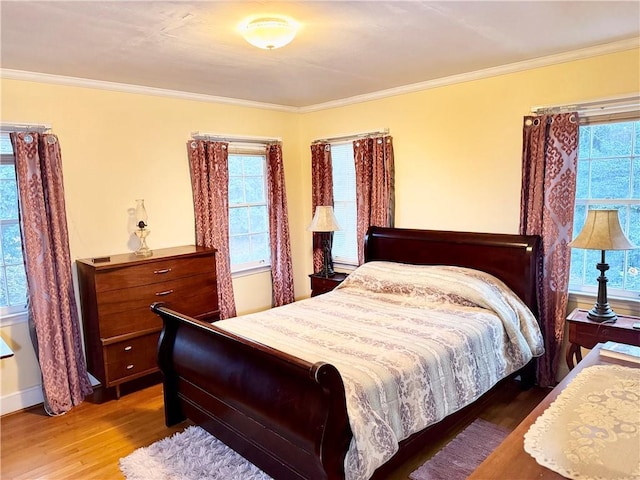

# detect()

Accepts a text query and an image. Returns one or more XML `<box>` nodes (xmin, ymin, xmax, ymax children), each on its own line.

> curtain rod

<box><xmin>531</xmin><ymin>94</ymin><xmax>639</xmax><ymax>116</ymax></box>
<box><xmin>0</xmin><ymin>122</ymin><xmax>51</xmax><ymax>133</ymax></box>
<box><xmin>312</xmin><ymin>128</ymin><xmax>390</xmax><ymax>145</ymax></box>
<box><xmin>191</xmin><ymin>132</ymin><xmax>281</xmax><ymax>144</ymax></box>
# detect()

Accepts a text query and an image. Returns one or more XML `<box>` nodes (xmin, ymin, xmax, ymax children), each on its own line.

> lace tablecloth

<box><xmin>524</xmin><ymin>364</ymin><xmax>640</xmax><ymax>480</ymax></box>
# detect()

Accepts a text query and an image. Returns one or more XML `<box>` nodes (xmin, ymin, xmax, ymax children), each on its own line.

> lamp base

<box><xmin>586</xmin><ymin>303</ymin><xmax>617</xmax><ymax>323</ymax></box>
<box><xmin>135</xmin><ymin>229</ymin><xmax>153</xmax><ymax>257</ymax></box>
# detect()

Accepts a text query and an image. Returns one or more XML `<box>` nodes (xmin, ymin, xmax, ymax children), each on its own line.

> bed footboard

<box><xmin>152</xmin><ymin>303</ymin><xmax>352</xmax><ymax>480</ymax></box>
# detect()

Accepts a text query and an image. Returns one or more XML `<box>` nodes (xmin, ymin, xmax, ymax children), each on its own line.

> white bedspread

<box><xmin>216</xmin><ymin>261</ymin><xmax>544</xmax><ymax>480</ymax></box>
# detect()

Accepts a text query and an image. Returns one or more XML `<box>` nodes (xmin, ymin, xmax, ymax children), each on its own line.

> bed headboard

<box><xmin>364</xmin><ymin>226</ymin><xmax>540</xmax><ymax>316</ymax></box>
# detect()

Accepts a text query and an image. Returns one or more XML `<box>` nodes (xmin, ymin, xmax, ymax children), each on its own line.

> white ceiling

<box><xmin>1</xmin><ymin>1</ymin><xmax>639</xmax><ymax>109</ymax></box>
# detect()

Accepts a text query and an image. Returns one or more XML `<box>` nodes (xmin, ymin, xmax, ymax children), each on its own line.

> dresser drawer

<box><xmin>94</xmin><ymin>255</ymin><xmax>215</xmax><ymax>292</ymax></box>
<box><xmin>99</xmin><ymin>296</ymin><xmax>219</xmax><ymax>338</ymax></box>
<box><xmin>105</xmin><ymin>333</ymin><xmax>160</xmax><ymax>384</ymax></box>
<box><xmin>97</xmin><ymin>273</ymin><xmax>217</xmax><ymax>317</ymax></box>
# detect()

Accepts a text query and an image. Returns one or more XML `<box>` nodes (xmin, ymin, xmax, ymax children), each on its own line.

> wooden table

<box><xmin>565</xmin><ymin>308</ymin><xmax>640</xmax><ymax>369</ymax></box>
<box><xmin>309</xmin><ymin>271</ymin><xmax>348</xmax><ymax>296</ymax></box>
<box><xmin>469</xmin><ymin>344</ymin><xmax>639</xmax><ymax>479</ymax></box>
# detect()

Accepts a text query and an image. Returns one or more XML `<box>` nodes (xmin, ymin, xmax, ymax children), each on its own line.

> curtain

<box><xmin>266</xmin><ymin>144</ymin><xmax>294</xmax><ymax>306</ymax></box>
<box><xmin>187</xmin><ymin>140</ymin><xmax>237</xmax><ymax>319</ymax></box>
<box><xmin>310</xmin><ymin>143</ymin><xmax>333</xmax><ymax>273</ymax></box>
<box><xmin>519</xmin><ymin>113</ymin><xmax>579</xmax><ymax>387</ymax></box>
<box><xmin>353</xmin><ymin>136</ymin><xmax>395</xmax><ymax>264</ymax></box>
<box><xmin>11</xmin><ymin>132</ymin><xmax>93</xmax><ymax>415</ymax></box>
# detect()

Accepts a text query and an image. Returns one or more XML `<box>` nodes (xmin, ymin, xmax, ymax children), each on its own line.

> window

<box><xmin>0</xmin><ymin>132</ymin><xmax>28</xmax><ymax>318</ymax></box>
<box><xmin>330</xmin><ymin>142</ymin><xmax>358</xmax><ymax>265</ymax></box>
<box><xmin>569</xmin><ymin>119</ymin><xmax>640</xmax><ymax>300</ymax></box>
<box><xmin>228</xmin><ymin>148</ymin><xmax>270</xmax><ymax>273</ymax></box>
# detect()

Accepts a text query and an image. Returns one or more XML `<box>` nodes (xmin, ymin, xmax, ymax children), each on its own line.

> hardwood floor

<box><xmin>1</xmin><ymin>378</ymin><xmax>548</xmax><ymax>480</ymax></box>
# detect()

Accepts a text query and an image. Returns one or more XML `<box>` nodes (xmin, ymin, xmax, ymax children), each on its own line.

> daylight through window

<box><xmin>0</xmin><ymin>133</ymin><xmax>28</xmax><ymax>317</ymax></box>
<box><xmin>228</xmin><ymin>149</ymin><xmax>271</xmax><ymax>272</ymax></box>
<box><xmin>330</xmin><ymin>142</ymin><xmax>358</xmax><ymax>265</ymax></box>
<box><xmin>569</xmin><ymin>119</ymin><xmax>640</xmax><ymax>300</ymax></box>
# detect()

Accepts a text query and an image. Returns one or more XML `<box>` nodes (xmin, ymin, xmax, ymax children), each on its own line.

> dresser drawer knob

<box><xmin>154</xmin><ymin>268</ymin><xmax>172</xmax><ymax>274</ymax></box>
<box><xmin>155</xmin><ymin>289</ymin><xmax>174</xmax><ymax>296</ymax></box>
<box><xmin>124</xmin><ymin>345</ymin><xmax>133</xmax><ymax>351</ymax></box>
<box><xmin>126</xmin><ymin>364</ymin><xmax>134</xmax><ymax>370</ymax></box>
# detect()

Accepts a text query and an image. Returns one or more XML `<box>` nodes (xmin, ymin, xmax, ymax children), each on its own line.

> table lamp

<box><xmin>134</xmin><ymin>199</ymin><xmax>152</xmax><ymax>257</ymax></box>
<box><xmin>568</xmin><ymin>209</ymin><xmax>636</xmax><ymax>322</ymax></box>
<box><xmin>308</xmin><ymin>206</ymin><xmax>340</xmax><ymax>277</ymax></box>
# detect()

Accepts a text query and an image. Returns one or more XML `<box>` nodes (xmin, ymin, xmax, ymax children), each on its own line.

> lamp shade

<box><xmin>241</xmin><ymin>17</ymin><xmax>297</xmax><ymax>50</ymax></box>
<box><xmin>569</xmin><ymin>209</ymin><xmax>635</xmax><ymax>250</ymax></box>
<box><xmin>308</xmin><ymin>206</ymin><xmax>340</xmax><ymax>232</ymax></box>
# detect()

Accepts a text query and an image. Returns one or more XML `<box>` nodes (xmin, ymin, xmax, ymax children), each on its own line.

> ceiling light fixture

<box><xmin>240</xmin><ymin>16</ymin><xmax>298</xmax><ymax>50</ymax></box>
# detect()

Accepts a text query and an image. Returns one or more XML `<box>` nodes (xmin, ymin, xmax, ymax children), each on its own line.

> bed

<box><xmin>152</xmin><ymin>226</ymin><xmax>543</xmax><ymax>480</ymax></box>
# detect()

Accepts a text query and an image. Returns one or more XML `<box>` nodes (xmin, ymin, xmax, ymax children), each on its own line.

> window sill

<box><xmin>0</xmin><ymin>310</ymin><xmax>28</xmax><ymax>327</ymax></box>
<box><xmin>231</xmin><ymin>264</ymin><xmax>272</xmax><ymax>279</ymax></box>
<box><xmin>568</xmin><ymin>291</ymin><xmax>640</xmax><ymax>315</ymax></box>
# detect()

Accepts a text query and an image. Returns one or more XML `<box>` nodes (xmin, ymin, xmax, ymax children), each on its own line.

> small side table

<box><xmin>309</xmin><ymin>272</ymin><xmax>348</xmax><ymax>297</ymax></box>
<box><xmin>565</xmin><ymin>307</ymin><xmax>640</xmax><ymax>369</ymax></box>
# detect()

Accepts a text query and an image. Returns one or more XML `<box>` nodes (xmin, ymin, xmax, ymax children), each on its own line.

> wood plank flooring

<box><xmin>1</xmin><ymin>378</ymin><xmax>548</xmax><ymax>480</ymax></box>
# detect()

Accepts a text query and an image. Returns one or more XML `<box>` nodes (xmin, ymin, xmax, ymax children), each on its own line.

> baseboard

<box><xmin>1</xmin><ymin>374</ymin><xmax>101</xmax><ymax>416</ymax></box>
<box><xmin>1</xmin><ymin>384</ymin><xmax>44</xmax><ymax>416</ymax></box>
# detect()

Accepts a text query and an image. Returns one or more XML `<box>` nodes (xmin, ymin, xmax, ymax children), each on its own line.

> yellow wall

<box><xmin>1</xmin><ymin>47</ymin><xmax>638</xmax><ymax>412</ymax></box>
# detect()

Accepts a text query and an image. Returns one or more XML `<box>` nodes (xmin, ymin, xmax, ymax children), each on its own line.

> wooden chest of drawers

<box><xmin>77</xmin><ymin>245</ymin><xmax>218</xmax><ymax>397</ymax></box>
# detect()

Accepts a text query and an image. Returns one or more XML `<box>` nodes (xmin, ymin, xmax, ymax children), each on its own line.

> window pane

<box><xmin>243</xmin><ymin>156</ymin><xmax>264</xmax><ymax>175</ymax></box>
<box><xmin>633</xmin><ymin>158</ymin><xmax>640</xmax><ymax>199</ymax></box>
<box><xmin>0</xmin><ymin>135</ymin><xmax>12</xmax><ymax>155</ymax></box>
<box><xmin>249</xmin><ymin>205</ymin><xmax>268</xmax><ymax>232</ymax></box>
<box><xmin>635</xmin><ymin>121</ymin><xmax>640</xmax><ymax>155</ymax></box>
<box><xmin>0</xmin><ymin>269</ymin><xmax>7</xmax><ymax>307</ymax></box>
<box><xmin>578</xmin><ymin>126</ymin><xmax>591</xmax><ymax>158</ymax></box>
<box><xmin>229</xmin><ymin>235</ymin><xmax>251</xmax><ymax>265</ymax></box>
<box><xmin>629</xmin><ymin>204</ymin><xmax>640</xmax><ymax>246</ymax></box>
<box><xmin>227</xmin><ymin>152</ymin><xmax>270</xmax><ymax>270</ymax></box>
<box><xmin>228</xmin><ymin>156</ymin><xmax>243</xmax><ymax>176</ymax></box>
<box><xmin>229</xmin><ymin>176</ymin><xmax>244</xmax><ymax>204</ymax></box>
<box><xmin>0</xmin><ymin>177</ymin><xmax>18</xmax><ymax>220</ymax></box>
<box><xmin>591</xmin><ymin>122</ymin><xmax>633</xmax><ymax>158</ymax></box>
<box><xmin>250</xmin><ymin>233</ymin><xmax>270</xmax><ymax>262</ymax></box>
<box><xmin>244</xmin><ymin>176</ymin><xmax>265</xmax><ymax>203</ymax></box>
<box><xmin>570</xmin><ymin>120</ymin><xmax>639</xmax><ymax>300</ymax></box>
<box><xmin>627</xmin><ymin>249</ymin><xmax>640</xmax><ymax>291</ymax></box>
<box><xmin>229</xmin><ymin>207</ymin><xmax>249</xmax><ymax>235</ymax></box>
<box><xmin>5</xmin><ymin>264</ymin><xmax>26</xmax><ymax>305</ymax></box>
<box><xmin>590</xmin><ymin>159</ymin><xmax>630</xmax><ymax>199</ymax></box>
<box><xmin>2</xmin><ymin>223</ymin><xmax>23</xmax><ymax>264</ymax></box>
<box><xmin>331</xmin><ymin>143</ymin><xmax>358</xmax><ymax>263</ymax></box>
<box><xmin>575</xmin><ymin>160</ymin><xmax>589</xmax><ymax>199</ymax></box>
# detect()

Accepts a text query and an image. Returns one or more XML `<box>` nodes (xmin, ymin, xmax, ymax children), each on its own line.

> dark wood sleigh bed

<box><xmin>151</xmin><ymin>226</ymin><xmax>541</xmax><ymax>480</ymax></box>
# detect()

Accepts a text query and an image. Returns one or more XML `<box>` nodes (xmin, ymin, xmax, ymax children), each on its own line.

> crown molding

<box><xmin>0</xmin><ymin>69</ymin><xmax>299</xmax><ymax>113</ymax></box>
<box><xmin>1</xmin><ymin>38</ymin><xmax>637</xmax><ymax>114</ymax></box>
<box><xmin>299</xmin><ymin>37</ymin><xmax>640</xmax><ymax>113</ymax></box>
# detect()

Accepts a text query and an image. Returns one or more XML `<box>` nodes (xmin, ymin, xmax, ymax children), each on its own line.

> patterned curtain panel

<box><xmin>11</xmin><ymin>132</ymin><xmax>93</xmax><ymax>415</ymax></box>
<box><xmin>310</xmin><ymin>143</ymin><xmax>334</xmax><ymax>273</ymax></box>
<box><xmin>266</xmin><ymin>144</ymin><xmax>294</xmax><ymax>306</ymax></box>
<box><xmin>519</xmin><ymin>113</ymin><xmax>579</xmax><ymax>388</ymax></box>
<box><xmin>187</xmin><ymin>140</ymin><xmax>237</xmax><ymax>319</ymax></box>
<box><xmin>353</xmin><ymin>136</ymin><xmax>395</xmax><ymax>264</ymax></box>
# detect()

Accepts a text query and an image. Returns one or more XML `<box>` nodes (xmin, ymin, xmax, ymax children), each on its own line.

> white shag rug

<box><xmin>119</xmin><ymin>426</ymin><xmax>273</xmax><ymax>480</ymax></box>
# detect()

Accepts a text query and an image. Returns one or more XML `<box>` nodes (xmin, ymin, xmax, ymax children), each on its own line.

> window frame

<box><xmin>329</xmin><ymin>141</ymin><xmax>359</xmax><ymax>267</ymax></box>
<box><xmin>0</xmin><ymin>133</ymin><xmax>28</xmax><ymax>323</ymax></box>
<box><xmin>568</xmin><ymin>114</ymin><xmax>640</xmax><ymax>302</ymax></box>
<box><xmin>227</xmin><ymin>143</ymin><xmax>272</xmax><ymax>276</ymax></box>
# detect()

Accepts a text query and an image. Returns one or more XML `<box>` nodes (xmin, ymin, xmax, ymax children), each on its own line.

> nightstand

<box><xmin>565</xmin><ymin>307</ymin><xmax>640</xmax><ymax>369</ymax></box>
<box><xmin>309</xmin><ymin>272</ymin><xmax>348</xmax><ymax>297</ymax></box>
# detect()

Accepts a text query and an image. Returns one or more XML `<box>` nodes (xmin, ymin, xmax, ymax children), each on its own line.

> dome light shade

<box><xmin>241</xmin><ymin>16</ymin><xmax>297</xmax><ymax>50</ymax></box>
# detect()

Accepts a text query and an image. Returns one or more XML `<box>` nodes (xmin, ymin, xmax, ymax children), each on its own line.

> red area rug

<box><xmin>409</xmin><ymin>418</ymin><xmax>509</xmax><ymax>480</ymax></box>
